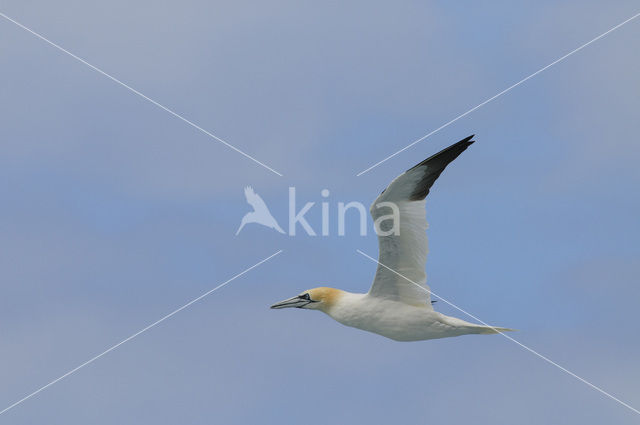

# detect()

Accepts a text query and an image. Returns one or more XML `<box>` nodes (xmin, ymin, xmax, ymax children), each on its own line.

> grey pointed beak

<box><xmin>270</xmin><ymin>296</ymin><xmax>310</xmax><ymax>309</ymax></box>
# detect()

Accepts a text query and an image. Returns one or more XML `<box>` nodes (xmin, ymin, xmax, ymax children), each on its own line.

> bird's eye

<box><xmin>298</xmin><ymin>293</ymin><xmax>311</xmax><ymax>300</ymax></box>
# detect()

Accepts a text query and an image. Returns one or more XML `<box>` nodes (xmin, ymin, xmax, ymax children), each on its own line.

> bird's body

<box><xmin>279</xmin><ymin>288</ymin><xmax>510</xmax><ymax>341</ymax></box>
<box><xmin>271</xmin><ymin>136</ymin><xmax>512</xmax><ymax>341</ymax></box>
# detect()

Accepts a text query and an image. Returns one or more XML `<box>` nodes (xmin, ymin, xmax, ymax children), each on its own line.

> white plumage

<box><xmin>271</xmin><ymin>136</ymin><xmax>512</xmax><ymax>341</ymax></box>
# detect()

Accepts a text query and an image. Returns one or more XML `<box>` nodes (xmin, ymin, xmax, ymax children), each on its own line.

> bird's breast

<box><xmin>327</xmin><ymin>296</ymin><xmax>447</xmax><ymax>341</ymax></box>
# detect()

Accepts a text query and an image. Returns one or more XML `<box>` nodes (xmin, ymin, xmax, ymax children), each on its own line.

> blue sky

<box><xmin>1</xmin><ymin>1</ymin><xmax>639</xmax><ymax>423</ymax></box>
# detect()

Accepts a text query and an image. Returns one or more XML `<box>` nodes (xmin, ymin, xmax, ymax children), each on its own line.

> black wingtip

<box><xmin>461</xmin><ymin>134</ymin><xmax>475</xmax><ymax>143</ymax></box>
<box><xmin>455</xmin><ymin>134</ymin><xmax>475</xmax><ymax>149</ymax></box>
<box><xmin>407</xmin><ymin>135</ymin><xmax>475</xmax><ymax>172</ymax></box>
<box><xmin>406</xmin><ymin>135</ymin><xmax>476</xmax><ymax>201</ymax></box>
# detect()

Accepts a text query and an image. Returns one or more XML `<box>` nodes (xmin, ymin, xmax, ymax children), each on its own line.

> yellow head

<box><xmin>270</xmin><ymin>287</ymin><xmax>344</xmax><ymax>312</ymax></box>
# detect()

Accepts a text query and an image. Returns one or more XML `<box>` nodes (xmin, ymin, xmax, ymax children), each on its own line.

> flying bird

<box><xmin>271</xmin><ymin>135</ymin><xmax>513</xmax><ymax>341</ymax></box>
<box><xmin>236</xmin><ymin>186</ymin><xmax>285</xmax><ymax>235</ymax></box>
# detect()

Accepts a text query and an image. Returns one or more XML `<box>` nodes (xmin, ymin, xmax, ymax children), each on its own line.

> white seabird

<box><xmin>271</xmin><ymin>135</ymin><xmax>513</xmax><ymax>341</ymax></box>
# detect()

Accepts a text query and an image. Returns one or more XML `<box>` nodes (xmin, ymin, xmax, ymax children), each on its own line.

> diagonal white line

<box><xmin>0</xmin><ymin>11</ymin><xmax>283</xmax><ymax>177</ymax></box>
<box><xmin>356</xmin><ymin>249</ymin><xmax>640</xmax><ymax>415</ymax></box>
<box><xmin>0</xmin><ymin>250</ymin><xmax>283</xmax><ymax>416</ymax></box>
<box><xmin>356</xmin><ymin>11</ymin><xmax>640</xmax><ymax>177</ymax></box>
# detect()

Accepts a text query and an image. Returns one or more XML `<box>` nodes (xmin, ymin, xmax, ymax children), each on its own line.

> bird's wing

<box><xmin>368</xmin><ymin>135</ymin><xmax>475</xmax><ymax>306</ymax></box>
<box><xmin>244</xmin><ymin>186</ymin><xmax>270</xmax><ymax>212</ymax></box>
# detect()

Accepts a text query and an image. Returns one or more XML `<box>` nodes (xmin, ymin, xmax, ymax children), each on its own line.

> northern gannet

<box><xmin>271</xmin><ymin>135</ymin><xmax>513</xmax><ymax>341</ymax></box>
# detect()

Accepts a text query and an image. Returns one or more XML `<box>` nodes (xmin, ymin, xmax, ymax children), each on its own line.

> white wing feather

<box><xmin>368</xmin><ymin>136</ymin><xmax>475</xmax><ymax>306</ymax></box>
<box><xmin>368</xmin><ymin>173</ymin><xmax>432</xmax><ymax>306</ymax></box>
